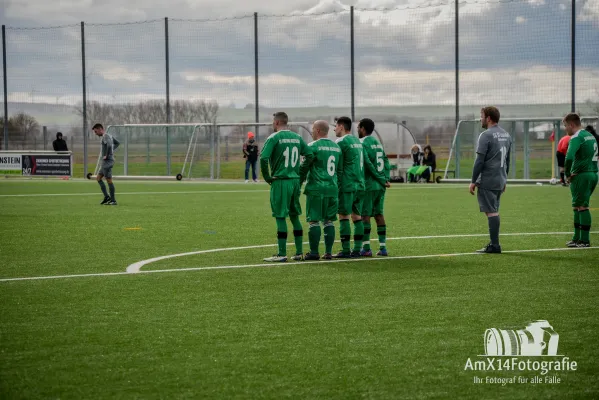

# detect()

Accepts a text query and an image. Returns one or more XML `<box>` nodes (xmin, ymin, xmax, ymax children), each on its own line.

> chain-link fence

<box><xmin>2</xmin><ymin>1</ymin><xmax>598</xmax><ymax>179</ymax></box>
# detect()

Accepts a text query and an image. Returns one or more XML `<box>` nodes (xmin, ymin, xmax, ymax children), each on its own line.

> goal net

<box><xmin>88</xmin><ymin>122</ymin><xmax>313</xmax><ymax>180</ymax></box>
<box><xmin>442</xmin><ymin>116</ymin><xmax>599</xmax><ymax>183</ymax></box>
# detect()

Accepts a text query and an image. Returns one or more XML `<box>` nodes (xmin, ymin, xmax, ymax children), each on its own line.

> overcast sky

<box><xmin>2</xmin><ymin>0</ymin><xmax>599</xmax><ymax>110</ymax></box>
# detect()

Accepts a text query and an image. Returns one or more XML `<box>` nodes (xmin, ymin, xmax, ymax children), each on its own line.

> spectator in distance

<box><xmin>52</xmin><ymin>132</ymin><xmax>68</xmax><ymax>152</ymax></box>
<box><xmin>243</xmin><ymin>131</ymin><xmax>259</xmax><ymax>183</ymax></box>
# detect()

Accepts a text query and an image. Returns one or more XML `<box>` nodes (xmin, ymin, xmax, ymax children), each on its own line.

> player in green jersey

<box><xmin>563</xmin><ymin>113</ymin><xmax>599</xmax><ymax>248</ymax></box>
<box><xmin>358</xmin><ymin>118</ymin><xmax>391</xmax><ymax>257</ymax></box>
<box><xmin>260</xmin><ymin>112</ymin><xmax>314</xmax><ymax>262</ymax></box>
<box><xmin>299</xmin><ymin>120</ymin><xmax>342</xmax><ymax>260</ymax></box>
<box><xmin>331</xmin><ymin>116</ymin><xmax>366</xmax><ymax>258</ymax></box>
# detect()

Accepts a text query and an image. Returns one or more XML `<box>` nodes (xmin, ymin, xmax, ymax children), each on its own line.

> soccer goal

<box><xmin>87</xmin><ymin>122</ymin><xmax>313</xmax><ymax>181</ymax></box>
<box><xmin>441</xmin><ymin>116</ymin><xmax>599</xmax><ymax>184</ymax></box>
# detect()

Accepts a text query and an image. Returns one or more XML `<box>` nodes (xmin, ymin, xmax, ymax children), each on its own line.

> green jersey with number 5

<box><xmin>565</xmin><ymin>129</ymin><xmax>599</xmax><ymax>177</ymax></box>
<box><xmin>260</xmin><ymin>130</ymin><xmax>312</xmax><ymax>180</ymax></box>
<box><xmin>361</xmin><ymin>135</ymin><xmax>390</xmax><ymax>192</ymax></box>
<box><xmin>299</xmin><ymin>138</ymin><xmax>342</xmax><ymax>197</ymax></box>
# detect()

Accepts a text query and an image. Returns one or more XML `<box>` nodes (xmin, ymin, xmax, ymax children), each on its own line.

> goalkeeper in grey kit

<box><xmin>93</xmin><ymin>123</ymin><xmax>120</xmax><ymax>205</ymax></box>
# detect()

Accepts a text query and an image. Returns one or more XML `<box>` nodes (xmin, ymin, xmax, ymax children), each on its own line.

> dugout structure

<box><xmin>442</xmin><ymin>116</ymin><xmax>599</xmax><ymax>184</ymax></box>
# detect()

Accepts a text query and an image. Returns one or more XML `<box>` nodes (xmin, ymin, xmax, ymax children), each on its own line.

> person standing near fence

<box><xmin>469</xmin><ymin>106</ymin><xmax>512</xmax><ymax>254</ymax></box>
<box><xmin>563</xmin><ymin>114</ymin><xmax>598</xmax><ymax>248</ymax></box>
<box><xmin>243</xmin><ymin>132</ymin><xmax>259</xmax><ymax>183</ymax></box>
<box><xmin>93</xmin><ymin>123</ymin><xmax>120</xmax><ymax>206</ymax></box>
<box><xmin>52</xmin><ymin>132</ymin><xmax>68</xmax><ymax>152</ymax></box>
<box><xmin>556</xmin><ymin>132</ymin><xmax>572</xmax><ymax>186</ymax></box>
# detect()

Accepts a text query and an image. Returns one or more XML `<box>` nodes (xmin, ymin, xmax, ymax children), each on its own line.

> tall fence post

<box><xmin>165</xmin><ymin>17</ymin><xmax>171</xmax><ymax>176</ymax></box>
<box><xmin>454</xmin><ymin>0</ymin><xmax>460</xmax><ymax>128</ymax></box>
<box><xmin>2</xmin><ymin>25</ymin><xmax>8</xmax><ymax>150</ymax></box>
<box><xmin>254</xmin><ymin>12</ymin><xmax>259</xmax><ymax>142</ymax></box>
<box><xmin>81</xmin><ymin>21</ymin><xmax>88</xmax><ymax>177</ymax></box>
<box><xmin>350</xmin><ymin>6</ymin><xmax>355</xmax><ymax>125</ymax></box>
<box><xmin>571</xmin><ymin>0</ymin><xmax>575</xmax><ymax>112</ymax></box>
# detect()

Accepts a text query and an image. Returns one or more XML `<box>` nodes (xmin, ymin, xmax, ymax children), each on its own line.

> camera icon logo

<box><xmin>484</xmin><ymin>320</ymin><xmax>559</xmax><ymax>356</ymax></box>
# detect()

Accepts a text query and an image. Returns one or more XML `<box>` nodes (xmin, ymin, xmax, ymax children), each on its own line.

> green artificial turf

<box><xmin>1</xmin><ymin>180</ymin><xmax>598</xmax><ymax>399</ymax></box>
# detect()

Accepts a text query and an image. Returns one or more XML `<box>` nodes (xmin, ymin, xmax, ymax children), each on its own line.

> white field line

<box><xmin>125</xmin><ymin>231</ymin><xmax>597</xmax><ymax>273</ymax></box>
<box><xmin>0</xmin><ymin>190</ymin><xmax>270</xmax><ymax>198</ymax></box>
<box><xmin>0</xmin><ymin>246</ymin><xmax>596</xmax><ymax>283</ymax></box>
<box><xmin>0</xmin><ymin>184</ymin><xmax>547</xmax><ymax>198</ymax></box>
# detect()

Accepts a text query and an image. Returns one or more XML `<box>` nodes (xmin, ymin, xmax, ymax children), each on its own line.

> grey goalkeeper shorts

<box><xmin>477</xmin><ymin>187</ymin><xmax>502</xmax><ymax>213</ymax></box>
<box><xmin>100</xmin><ymin>160</ymin><xmax>114</xmax><ymax>179</ymax></box>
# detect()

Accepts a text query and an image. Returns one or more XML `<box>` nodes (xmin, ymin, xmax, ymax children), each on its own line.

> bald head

<box><xmin>312</xmin><ymin>120</ymin><xmax>329</xmax><ymax>140</ymax></box>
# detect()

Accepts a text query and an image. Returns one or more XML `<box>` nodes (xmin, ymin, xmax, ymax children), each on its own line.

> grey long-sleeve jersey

<box><xmin>101</xmin><ymin>133</ymin><xmax>120</xmax><ymax>161</ymax></box>
<box><xmin>472</xmin><ymin>125</ymin><xmax>512</xmax><ymax>191</ymax></box>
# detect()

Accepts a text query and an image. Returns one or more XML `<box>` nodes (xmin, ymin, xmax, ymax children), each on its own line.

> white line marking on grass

<box><xmin>0</xmin><ymin>246</ymin><xmax>596</xmax><ymax>283</ymax></box>
<box><xmin>124</xmin><ymin>231</ymin><xmax>596</xmax><ymax>272</ymax></box>
<box><xmin>0</xmin><ymin>190</ymin><xmax>270</xmax><ymax>198</ymax></box>
<box><xmin>0</xmin><ymin>183</ymin><xmax>544</xmax><ymax>198</ymax></box>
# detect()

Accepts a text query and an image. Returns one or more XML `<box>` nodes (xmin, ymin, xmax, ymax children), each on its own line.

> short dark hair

<box><xmin>563</xmin><ymin>112</ymin><xmax>581</xmax><ymax>126</ymax></box>
<box><xmin>273</xmin><ymin>112</ymin><xmax>288</xmax><ymax>125</ymax></box>
<box><xmin>482</xmin><ymin>106</ymin><xmax>500</xmax><ymax>123</ymax></box>
<box><xmin>92</xmin><ymin>123</ymin><xmax>103</xmax><ymax>130</ymax></box>
<box><xmin>358</xmin><ymin>118</ymin><xmax>375</xmax><ymax>135</ymax></box>
<box><xmin>586</xmin><ymin>125</ymin><xmax>597</xmax><ymax>137</ymax></box>
<box><xmin>335</xmin><ymin>116</ymin><xmax>352</xmax><ymax>132</ymax></box>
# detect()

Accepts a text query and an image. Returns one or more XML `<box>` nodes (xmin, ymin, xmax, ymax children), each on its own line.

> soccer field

<box><xmin>1</xmin><ymin>180</ymin><xmax>598</xmax><ymax>399</ymax></box>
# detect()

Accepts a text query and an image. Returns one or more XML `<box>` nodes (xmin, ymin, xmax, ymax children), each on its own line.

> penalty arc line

<box><xmin>0</xmin><ymin>246</ymin><xmax>597</xmax><ymax>283</ymax></box>
<box><xmin>125</xmin><ymin>231</ymin><xmax>598</xmax><ymax>273</ymax></box>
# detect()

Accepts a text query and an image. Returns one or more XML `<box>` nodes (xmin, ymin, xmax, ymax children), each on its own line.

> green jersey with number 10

<box><xmin>361</xmin><ymin>135</ymin><xmax>390</xmax><ymax>191</ymax></box>
<box><xmin>299</xmin><ymin>138</ymin><xmax>342</xmax><ymax>197</ymax></box>
<box><xmin>260</xmin><ymin>130</ymin><xmax>312</xmax><ymax>180</ymax></box>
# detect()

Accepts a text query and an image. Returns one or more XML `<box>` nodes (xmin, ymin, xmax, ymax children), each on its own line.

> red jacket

<box><xmin>557</xmin><ymin>135</ymin><xmax>571</xmax><ymax>154</ymax></box>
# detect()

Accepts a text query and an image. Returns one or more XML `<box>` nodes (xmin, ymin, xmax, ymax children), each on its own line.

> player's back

<box><xmin>569</xmin><ymin>129</ymin><xmax>599</xmax><ymax>174</ymax></box>
<box><xmin>361</xmin><ymin>135</ymin><xmax>387</xmax><ymax>191</ymax></box>
<box><xmin>263</xmin><ymin>130</ymin><xmax>304</xmax><ymax>179</ymax></box>
<box><xmin>336</xmin><ymin>134</ymin><xmax>365</xmax><ymax>192</ymax></box>
<box><xmin>304</xmin><ymin>138</ymin><xmax>341</xmax><ymax>197</ymax></box>
<box><xmin>476</xmin><ymin>125</ymin><xmax>512</xmax><ymax>191</ymax></box>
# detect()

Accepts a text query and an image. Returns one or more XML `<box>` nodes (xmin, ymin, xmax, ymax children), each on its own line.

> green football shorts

<box><xmin>338</xmin><ymin>191</ymin><xmax>364</xmax><ymax>216</ymax></box>
<box><xmin>570</xmin><ymin>171</ymin><xmax>598</xmax><ymax>208</ymax></box>
<box><xmin>270</xmin><ymin>179</ymin><xmax>302</xmax><ymax>218</ymax></box>
<box><xmin>362</xmin><ymin>189</ymin><xmax>385</xmax><ymax>217</ymax></box>
<box><xmin>306</xmin><ymin>194</ymin><xmax>338</xmax><ymax>223</ymax></box>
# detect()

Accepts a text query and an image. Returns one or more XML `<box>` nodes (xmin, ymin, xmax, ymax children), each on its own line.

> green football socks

<box><xmin>290</xmin><ymin>215</ymin><xmax>303</xmax><ymax>255</ymax></box>
<box><xmin>573</xmin><ymin>210</ymin><xmax>581</xmax><ymax>242</ymax></box>
<box><xmin>353</xmin><ymin>220</ymin><xmax>364</xmax><ymax>252</ymax></box>
<box><xmin>309</xmin><ymin>223</ymin><xmax>321</xmax><ymax>255</ymax></box>
<box><xmin>377</xmin><ymin>225</ymin><xmax>387</xmax><ymax>249</ymax></box>
<box><xmin>363</xmin><ymin>222</ymin><xmax>372</xmax><ymax>251</ymax></box>
<box><xmin>339</xmin><ymin>219</ymin><xmax>351</xmax><ymax>254</ymax></box>
<box><xmin>579</xmin><ymin>209</ymin><xmax>591</xmax><ymax>244</ymax></box>
<box><xmin>276</xmin><ymin>218</ymin><xmax>287</xmax><ymax>256</ymax></box>
<box><xmin>324</xmin><ymin>223</ymin><xmax>335</xmax><ymax>255</ymax></box>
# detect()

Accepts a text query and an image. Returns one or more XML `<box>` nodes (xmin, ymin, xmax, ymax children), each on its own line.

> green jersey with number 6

<box><xmin>299</xmin><ymin>138</ymin><xmax>342</xmax><ymax>197</ymax></box>
<box><xmin>336</xmin><ymin>134</ymin><xmax>365</xmax><ymax>192</ymax></box>
<box><xmin>361</xmin><ymin>135</ymin><xmax>390</xmax><ymax>191</ymax></box>
<box><xmin>260</xmin><ymin>130</ymin><xmax>312</xmax><ymax>180</ymax></box>
<box><xmin>565</xmin><ymin>129</ymin><xmax>599</xmax><ymax>177</ymax></box>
